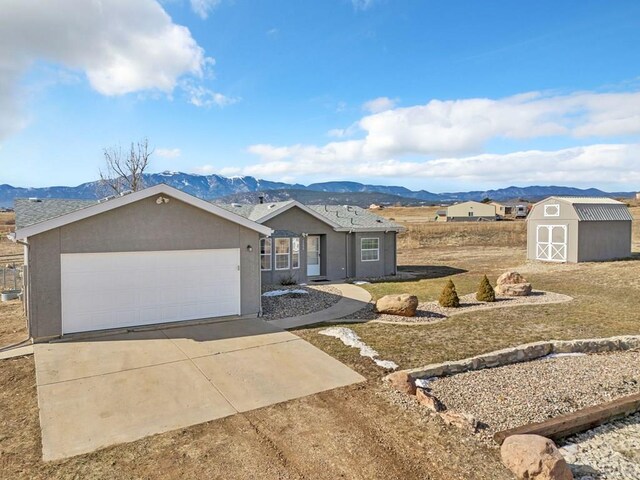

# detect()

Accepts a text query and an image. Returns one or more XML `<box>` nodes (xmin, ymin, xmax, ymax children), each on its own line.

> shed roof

<box><xmin>536</xmin><ymin>196</ymin><xmax>633</xmax><ymax>222</ymax></box>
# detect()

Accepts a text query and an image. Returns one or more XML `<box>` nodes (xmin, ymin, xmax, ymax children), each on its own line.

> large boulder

<box><xmin>496</xmin><ymin>271</ymin><xmax>533</xmax><ymax>296</ymax></box>
<box><xmin>495</xmin><ymin>283</ymin><xmax>533</xmax><ymax>296</ymax></box>
<box><xmin>386</xmin><ymin>371</ymin><xmax>417</xmax><ymax>395</ymax></box>
<box><xmin>501</xmin><ymin>435</ymin><xmax>574</xmax><ymax>480</ymax></box>
<box><xmin>375</xmin><ymin>294</ymin><xmax>418</xmax><ymax>317</ymax></box>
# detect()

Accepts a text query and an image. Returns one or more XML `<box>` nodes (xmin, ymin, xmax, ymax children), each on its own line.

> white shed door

<box><xmin>61</xmin><ymin>249</ymin><xmax>241</xmax><ymax>334</ymax></box>
<box><xmin>536</xmin><ymin>225</ymin><xmax>567</xmax><ymax>262</ymax></box>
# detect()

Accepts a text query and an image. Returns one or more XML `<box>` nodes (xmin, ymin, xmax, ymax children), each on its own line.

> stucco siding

<box><xmin>353</xmin><ymin>231</ymin><xmax>396</xmax><ymax>278</ymax></box>
<box><xmin>577</xmin><ymin>221</ymin><xmax>632</xmax><ymax>262</ymax></box>
<box><xmin>27</xmin><ymin>195</ymin><xmax>262</xmax><ymax>340</ymax></box>
<box><xmin>262</xmin><ymin>206</ymin><xmax>348</xmax><ymax>280</ymax></box>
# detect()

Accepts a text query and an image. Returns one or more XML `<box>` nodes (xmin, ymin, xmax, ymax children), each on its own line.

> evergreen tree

<box><xmin>439</xmin><ymin>279</ymin><xmax>460</xmax><ymax>308</ymax></box>
<box><xmin>476</xmin><ymin>275</ymin><xmax>496</xmax><ymax>302</ymax></box>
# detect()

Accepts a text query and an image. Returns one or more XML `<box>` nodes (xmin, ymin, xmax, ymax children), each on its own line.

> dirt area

<box><xmin>0</xmin><ymin>299</ymin><xmax>27</xmax><ymax>348</ymax></box>
<box><xmin>0</xmin><ymin>354</ymin><xmax>511</xmax><ymax>479</ymax></box>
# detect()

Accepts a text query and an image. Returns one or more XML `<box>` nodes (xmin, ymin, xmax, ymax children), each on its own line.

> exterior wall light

<box><xmin>247</xmin><ymin>245</ymin><xmax>253</xmax><ymax>252</ymax></box>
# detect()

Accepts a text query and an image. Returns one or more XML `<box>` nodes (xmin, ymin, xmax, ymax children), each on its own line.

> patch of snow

<box><xmin>415</xmin><ymin>377</ymin><xmax>436</xmax><ymax>389</ymax></box>
<box><xmin>319</xmin><ymin>327</ymin><xmax>398</xmax><ymax>370</ymax></box>
<box><xmin>544</xmin><ymin>352</ymin><xmax>587</xmax><ymax>360</ymax></box>
<box><xmin>353</xmin><ymin>281</ymin><xmax>370</xmax><ymax>285</ymax></box>
<box><xmin>262</xmin><ymin>289</ymin><xmax>309</xmax><ymax>297</ymax></box>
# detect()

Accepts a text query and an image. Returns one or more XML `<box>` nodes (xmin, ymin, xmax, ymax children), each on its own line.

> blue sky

<box><xmin>1</xmin><ymin>0</ymin><xmax>640</xmax><ymax>192</ymax></box>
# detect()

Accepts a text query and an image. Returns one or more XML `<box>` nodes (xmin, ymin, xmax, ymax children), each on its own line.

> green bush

<box><xmin>439</xmin><ymin>279</ymin><xmax>460</xmax><ymax>308</ymax></box>
<box><xmin>476</xmin><ymin>275</ymin><xmax>495</xmax><ymax>302</ymax></box>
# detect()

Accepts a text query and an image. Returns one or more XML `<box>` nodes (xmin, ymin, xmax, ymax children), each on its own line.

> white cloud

<box><xmin>182</xmin><ymin>82</ymin><xmax>239</xmax><ymax>107</ymax></box>
<box><xmin>156</xmin><ymin>148</ymin><xmax>181</xmax><ymax>158</ymax></box>
<box><xmin>190</xmin><ymin>0</ymin><xmax>222</xmax><ymax>19</ymax></box>
<box><xmin>351</xmin><ymin>0</ymin><xmax>376</xmax><ymax>11</ymax></box>
<box><xmin>193</xmin><ymin>164</ymin><xmax>217</xmax><ymax>174</ymax></box>
<box><xmin>237</xmin><ymin>143</ymin><xmax>640</xmax><ymax>185</ymax></box>
<box><xmin>0</xmin><ymin>0</ymin><xmax>220</xmax><ymax>141</ymax></box>
<box><xmin>362</xmin><ymin>96</ymin><xmax>397</xmax><ymax>113</ymax></box>
<box><xmin>244</xmin><ymin>89</ymin><xmax>640</xmax><ymax>167</ymax></box>
<box><xmin>266</xmin><ymin>28</ymin><xmax>279</xmax><ymax>37</ymax></box>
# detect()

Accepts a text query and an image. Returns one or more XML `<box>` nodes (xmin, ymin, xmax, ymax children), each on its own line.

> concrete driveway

<box><xmin>34</xmin><ymin>318</ymin><xmax>364</xmax><ymax>461</ymax></box>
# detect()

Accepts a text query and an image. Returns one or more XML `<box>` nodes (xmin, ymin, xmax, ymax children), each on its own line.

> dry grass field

<box><xmin>297</xmin><ymin>204</ymin><xmax>640</xmax><ymax>371</ymax></box>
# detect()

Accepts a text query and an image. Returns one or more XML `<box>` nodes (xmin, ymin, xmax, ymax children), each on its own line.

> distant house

<box><xmin>444</xmin><ymin>201</ymin><xmax>496</xmax><ymax>222</ymax></box>
<box><xmin>636</xmin><ymin>192</ymin><xmax>640</xmax><ymax>201</ymax></box>
<box><xmin>435</xmin><ymin>209</ymin><xmax>448</xmax><ymax>222</ymax></box>
<box><xmin>527</xmin><ymin>197</ymin><xmax>633</xmax><ymax>263</ymax></box>
<box><xmin>490</xmin><ymin>202</ymin><xmax>514</xmax><ymax>217</ymax></box>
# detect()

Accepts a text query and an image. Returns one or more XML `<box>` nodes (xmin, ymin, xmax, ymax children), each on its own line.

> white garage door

<box><xmin>536</xmin><ymin>225</ymin><xmax>567</xmax><ymax>262</ymax></box>
<box><xmin>61</xmin><ymin>249</ymin><xmax>241</xmax><ymax>334</ymax></box>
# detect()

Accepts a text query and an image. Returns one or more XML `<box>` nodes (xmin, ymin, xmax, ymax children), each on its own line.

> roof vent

<box><xmin>99</xmin><ymin>194</ymin><xmax>118</xmax><ymax>203</ymax></box>
<box><xmin>268</xmin><ymin>204</ymin><xmax>277</xmax><ymax>209</ymax></box>
<box><xmin>258</xmin><ymin>195</ymin><xmax>265</xmax><ymax>204</ymax></box>
<box><xmin>231</xmin><ymin>203</ymin><xmax>242</xmax><ymax>207</ymax></box>
<box><xmin>119</xmin><ymin>190</ymin><xmax>133</xmax><ymax>196</ymax></box>
<box><xmin>28</xmin><ymin>197</ymin><xmax>42</xmax><ymax>202</ymax></box>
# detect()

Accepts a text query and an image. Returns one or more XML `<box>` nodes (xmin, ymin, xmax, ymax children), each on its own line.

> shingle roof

<box><xmin>14</xmin><ymin>198</ymin><xmax>98</xmax><ymax>229</ymax></box>
<box><xmin>218</xmin><ymin>201</ymin><xmax>403</xmax><ymax>232</ymax></box>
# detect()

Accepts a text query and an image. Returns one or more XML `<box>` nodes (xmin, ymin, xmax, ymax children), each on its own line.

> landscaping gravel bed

<box><xmin>427</xmin><ymin>351</ymin><xmax>640</xmax><ymax>444</ymax></box>
<box><xmin>559</xmin><ymin>412</ymin><xmax>640</xmax><ymax>480</ymax></box>
<box><xmin>342</xmin><ymin>290</ymin><xmax>572</xmax><ymax>324</ymax></box>
<box><xmin>261</xmin><ymin>284</ymin><xmax>342</xmax><ymax>320</ymax></box>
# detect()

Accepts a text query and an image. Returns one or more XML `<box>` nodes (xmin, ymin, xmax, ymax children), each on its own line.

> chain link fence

<box><xmin>1</xmin><ymin>263</ymin><xmax>23</xmax><ymax>293</ymax></box>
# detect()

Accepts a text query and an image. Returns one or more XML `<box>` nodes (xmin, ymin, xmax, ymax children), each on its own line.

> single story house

<box><xmin>526</xmin><ymin>196</ymin><xmax>633</xmax><ymax>263</ymax></box>
<box><xmin>11</xmin><ymin>185</ymin><xmax>402</xmax><ymax>341</ymax></box>
<box><xmin>11</xmin><ymin>185</ymin><xmax>273</xmax><ymax>341</ymax></box>
<box><xmin>444</xmin><ymin>201</ymin><xmax>496</xmax><ymax>222</ymax></box>
<box><xmin>490</xmin><ymin>201</ymin><xmax>514</xmax><ymax>217</ymax></box>
<box><xmin>218</xmin><ymin>199</ymin><xmax>404</xmax><ymax>285</ymax></box>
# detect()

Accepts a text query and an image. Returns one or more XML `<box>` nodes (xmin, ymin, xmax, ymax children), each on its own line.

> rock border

<box><xmin>393</xmin><ymin>335</ymin><xmax>640</xmax><ymax>380</ymax></box>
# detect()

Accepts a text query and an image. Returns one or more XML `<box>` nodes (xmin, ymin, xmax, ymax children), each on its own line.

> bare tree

<box><xmin>99</xmin><ymin>138</ymin><xmax>153</xmax><ymax>195</ymax></box>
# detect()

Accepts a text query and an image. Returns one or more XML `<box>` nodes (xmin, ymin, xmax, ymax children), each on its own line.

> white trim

<box><xmin>361</xmin><ymin>237</ymin><xmax>380</xmax><ymax>262</ymax></box>
<box><xmin>543</xmin><ymin>204</ymin><xmax>561</xmax><ymax>217</ymax></box>
<box><xmin>15</xmin><ymin>184</ymin><xmax>273</xmax><ymax>239</ymax></box>
<box><xmin>536</xmin><ymin>225</ymin><xmax>567</xmax><ymax>262</ymax></box>
<box><xmin>260</xmin><ymin>238</ymin><xmax>272</xmax><ymax>271</ymax></box>
<box><xmin>274</xmin><ymin>237</ymin><xmax>291</xmax><ymax>270</ymax></box>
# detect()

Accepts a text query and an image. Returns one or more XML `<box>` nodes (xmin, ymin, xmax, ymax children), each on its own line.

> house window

<box><xmin>260</xmin><ymin>238</ymin><xmax>272</xmax><ymax>271</ymax></box>
<box><xmin>361</xmin><ymin>238</ymin><xmax>379</xmax><ymax>262</ymax></box>
<box><xmin>468</xmin><ymin>211</ymin><xmax>474</xmax><ymax>217</ymax></box>
<box><xmin>275</xmin><ymin>238</ymin><xmax>290</xmax><ymax>270</ymax></box>
<box><xmin>292</xmin><ymin>238</ymin><xmax>300</xmax><ymax>269</ymax></box>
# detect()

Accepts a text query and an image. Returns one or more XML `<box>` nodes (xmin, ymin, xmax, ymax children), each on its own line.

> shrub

<box><xmin>279</xmin><ymin>274</ymin><xmax>297</xmax><ymax>286</ymax></box>
<box><xmin>476</xmin><ymin>275</ymin><xmax>495</xmax><ymax>302</ymax></box>
<box><xmin>439</xmin><ymin>279</ymin><xmax>460</xmax><ymax>308</ymax></box>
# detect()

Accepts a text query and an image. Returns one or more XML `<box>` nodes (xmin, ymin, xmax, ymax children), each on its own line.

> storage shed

<box><xmin>527</xmin><ymin>197</ymin><xmax>633</xmax><ymax>263</ymax></box>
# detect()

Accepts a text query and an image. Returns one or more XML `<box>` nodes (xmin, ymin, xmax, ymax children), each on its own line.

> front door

<box><xmin>307</xmin><ymin>235</ymin><xmax>321</xmax><ymax>276</ymax></box>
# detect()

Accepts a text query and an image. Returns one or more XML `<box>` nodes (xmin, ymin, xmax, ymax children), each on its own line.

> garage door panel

<box><xmin>61</xmin><ymin>249</ymin><xmax>241</xmax><ymax>334</ymax></box>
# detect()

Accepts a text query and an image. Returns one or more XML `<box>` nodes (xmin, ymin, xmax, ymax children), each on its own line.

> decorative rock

<box><xmin>439</xmin><ymin>411</ymin><xmax>478</xmax><ymax>432</ymax></box>
<box><xmin>495</xmin><ymin>283</ymin><xmax>533</xmax><ymax>296</ymax></box>
<box><xmin>386</xmin><ymin>371</ymin><xmax>417</xmax><ymax>395</ymax></box>
<box><xmin>497</xmin><ymin>271</ymin><xmax>528</xmax><ymax>285</ymax></box>
<box><xmin>416</xmin><ymin>388</ymin><xmax>445</xmax><ymax>412</ymax></box>
<box><xmin>501</xmin><ymin>435</ymin><xmax>574</xmax><ymax>480</ymax></box>
<box><xmin>375</xmin><ymin>294</ymin><xmax>419</xmax><ymax>317</ymax></box>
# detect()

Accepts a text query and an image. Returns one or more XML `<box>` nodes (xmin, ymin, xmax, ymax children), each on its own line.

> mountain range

<box><xmin>0</xmin><ymin>171</ymin><xmax>635</xmax><ymax>208</ymax></box>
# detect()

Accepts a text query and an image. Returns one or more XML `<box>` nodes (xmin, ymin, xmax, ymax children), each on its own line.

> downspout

<box><xmin>7</xmin><ymin>234</ymin><xmax>30</xmax><ymax>337</ymax></box>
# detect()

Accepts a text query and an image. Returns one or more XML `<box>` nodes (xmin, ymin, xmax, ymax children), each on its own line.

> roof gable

<box><xmin>14</xmin><ymin>185</ymin><xmax>272</xmax><ymax>239</ymax></box>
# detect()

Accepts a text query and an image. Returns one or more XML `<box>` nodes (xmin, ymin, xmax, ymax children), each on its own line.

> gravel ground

<box><xmin>559</xmin><ymin>413</ymin><xmax>640</xmax><ymax>480</ymax></box>
<box><xmin>343</xmin><ymin>290</ymin><xmax>572</xmax><ymax>324</ymax></box>
<box><xmin>261</xmin><ymin>284</ymin><xmax>342</xmax><ymax>319</ymax></box>
<box><xmin>427</xmin><ymin>351</ymin><xmax>640</xmax><ymax>445</ymax></box>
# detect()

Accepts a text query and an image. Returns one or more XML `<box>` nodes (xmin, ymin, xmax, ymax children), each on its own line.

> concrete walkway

<box><xmin>269</xmin><ymin>283</ymin><xmax>372</xmax><ymax>329</ymax></box>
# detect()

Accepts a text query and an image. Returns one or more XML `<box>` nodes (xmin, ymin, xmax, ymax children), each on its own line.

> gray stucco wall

<box><xmin>27</xmin><ymin>195</ymin><xmax>261</xmax><ymax>340</ymax></box>
<box><xmin>577</xmin><ymin>221</ymin><xmax>632</xmax><ymax>262</ymax></box>
<box><xmin>261</xmin><ymin>206</ymin><xmax>349</xmax><ymax>281</ymax></box>
<box><xmin>352</xmin><ymin>231</ymin><xmax>397</xmax><ymax>278</ymax></box>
